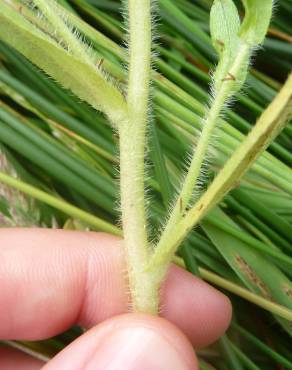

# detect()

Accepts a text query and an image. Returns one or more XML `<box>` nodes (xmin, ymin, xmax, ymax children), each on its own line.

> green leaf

<box><xmin>239</xmin><ymin>0</ymin><xmax>274</xmax><ymax>45</ymax></box>
<box><xmin>0</xmin><ymin>197</ymin><xmax>10</xmax><ymax>218</ymax></box>
<box><xmin>210</xmin><ymin>0</ymin><xmax>248</xmax><ymax>93</ymax></box>
<box><xmin>210</xmin><ymin>0</ymin><xmax>241</xmax><ymax>56</ymax></box>
<box><xmin>0</xmin><ymin>171</ymin><xmax>120</xmax><ymax>235</ymax></box>
<box><xmin>202</xmin><ymin>207</ymin><xmax>292</xmax><ymax>336</ymax></box>
<box><xmin>210</xmin><ymin>0</ymin><xmax>242</xmax><ymax>90</ymax></box>
<box><xmin>0</xmin><ymin>1</ymin><xmax>127</xmax><ymax>126</ymax></box>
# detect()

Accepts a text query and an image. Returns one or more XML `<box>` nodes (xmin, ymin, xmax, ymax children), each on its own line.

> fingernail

<box><xmin>84</xmin><ymin>327</ymin><xmax>189</xmax><ymax>370</ymax></box>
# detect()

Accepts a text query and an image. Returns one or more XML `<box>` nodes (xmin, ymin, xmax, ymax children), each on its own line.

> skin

<box><xmin>0</xmin><ymin>229</ymin><xmax>232</xmax><ymax>369</ymax></box>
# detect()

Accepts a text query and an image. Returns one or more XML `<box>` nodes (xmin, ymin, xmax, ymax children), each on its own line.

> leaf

<box><xmin>0</xmin><ymin>197</ymin><xmax>10</xmax><ymax>218</ymax></box>
<box><xmin>239</xmin><ymin>0</ymin><xmax>274</xmax><ymax>45</ymax></box>
<box><xmin>210</xmin><ymin>0</ymin><xmax>274</xmax><ymax>94</ymax></box>
<box><xmin>210</xmin><ymin>0</ymin><xmax>241</xmax><ymax>91</ymax></box>
<box><xmin>0</xmin><ymin>171</ymin><xmax>121</xmax><ymax>235</ymax></box>
<box><xmin>0</xmin><ymin>1</ymin><xmax>127</xmax><ymax>126</ymax></box>
<box><xmin>202</xmin><ymin>207</ymin><xmax>292</xmax><ymax>336</ymax></box>
<box><xmin>210</xmin><ymin>0</ymin><xmax>249</xmax><ymax>94</ymax></box>
<box><xmin>210</xmin><ymin>0</ymin><xmax>241</xmax><ymax>56</ymax></box>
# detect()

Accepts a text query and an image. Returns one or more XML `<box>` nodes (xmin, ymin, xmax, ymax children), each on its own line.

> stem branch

<box><xmin>150</xmin><ymin>43</ymin><xmax>250</xmax><ymax>273</ymax></box>
<box><xmin>151</xmin><ymin>73</ymin><xmax>292</xmax><ymax>273</ymax></box>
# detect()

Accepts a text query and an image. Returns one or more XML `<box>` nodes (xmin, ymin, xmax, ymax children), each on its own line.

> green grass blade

<box><xmin>0</xmin><ymin>1</ymin><xmax>127</xmax><ymax>125</ymax></box>
<box><xmin>201</xmin><ymin>207</ymin><xmax>292</xmax><ymax>335</ymax></box>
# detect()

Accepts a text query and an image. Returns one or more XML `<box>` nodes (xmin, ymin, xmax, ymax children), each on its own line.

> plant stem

<box><xmin>150</xmin><ymin>43</ymin><xmax>250</xmax><ymax>275</ymax></box>
<box><xmin>119</xmin><ymin>0</ymin><xmax>156</xmax><ymax>313</ymax></box>
<box><xmin>150</xmin><ymin>74</ymin><xmax>292</xmax><ymax>272</ymax></box>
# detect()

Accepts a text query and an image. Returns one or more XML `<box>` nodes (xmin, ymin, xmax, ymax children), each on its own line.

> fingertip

<box><xmin>0</xmin><ymin>346</ymin><xmax>43</xmax><ymax>369</ymax></box>
<box><xmin>0</xmin><ymin>229</ymin><xmax>128</xmax><ymax>339</ymax></box>
<box><xmin>42</xmin><ymin>314</ymin><xmax>198</xmax><ymax>370</ymax></box>
<box><xmin>0</xmin><ymin>228</ymin><xmax>231</xmax><ymax>349</ymax></box>
<box><xmin>162</xmin><ymin>265</ymin><xmax>232</xmax><ymax>348</ymax></box>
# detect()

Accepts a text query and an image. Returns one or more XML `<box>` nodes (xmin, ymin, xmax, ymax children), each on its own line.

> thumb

<box><xmin>42</xmin><ymin>314</ymin><xmax>198</xmax><ymax>370</ymax></box>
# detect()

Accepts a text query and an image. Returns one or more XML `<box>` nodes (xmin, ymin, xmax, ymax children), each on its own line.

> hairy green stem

<box><xmin>149</xmin><ymin>74</ymin><xmax>292</xmax><ymax>273</ymax></box>
<box><xmin>150</xmin><ymin>43</ymin><xmax>250</xmax><ymax>275</ymax></box>
<box><xmin>119</xmin><ymin>0</ymin><xmax>156</xmax><ymax>313</ymax></box>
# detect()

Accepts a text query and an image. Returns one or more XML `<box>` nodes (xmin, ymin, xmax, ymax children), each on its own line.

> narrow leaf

<box><xmin>210</xmin><ymin>0</ymin><xmax>244</xmax><ymax>92</ymax></box>
<box><xmin>0</xmin><ymin>172</ymin><xmax>120</xmax><ymax>235</ymax></box>
<box><xmin>202</xmin><ymin>207</ymin><xmax>292</xmax><ymax>336</ymax></box>
<box><xmin>210</xmin><ymin>0</ymin><xmax>240</xmax><ymax>56</ymax></box>
<box><xmin>240</xmin><ymin>0</ymin><xmax>274</xmax><ymax>45</ymax></box>
<box><xmin>0</xmin><ymin>1</ymin><xmax>127</xmax><ymax>125</ymax></box>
